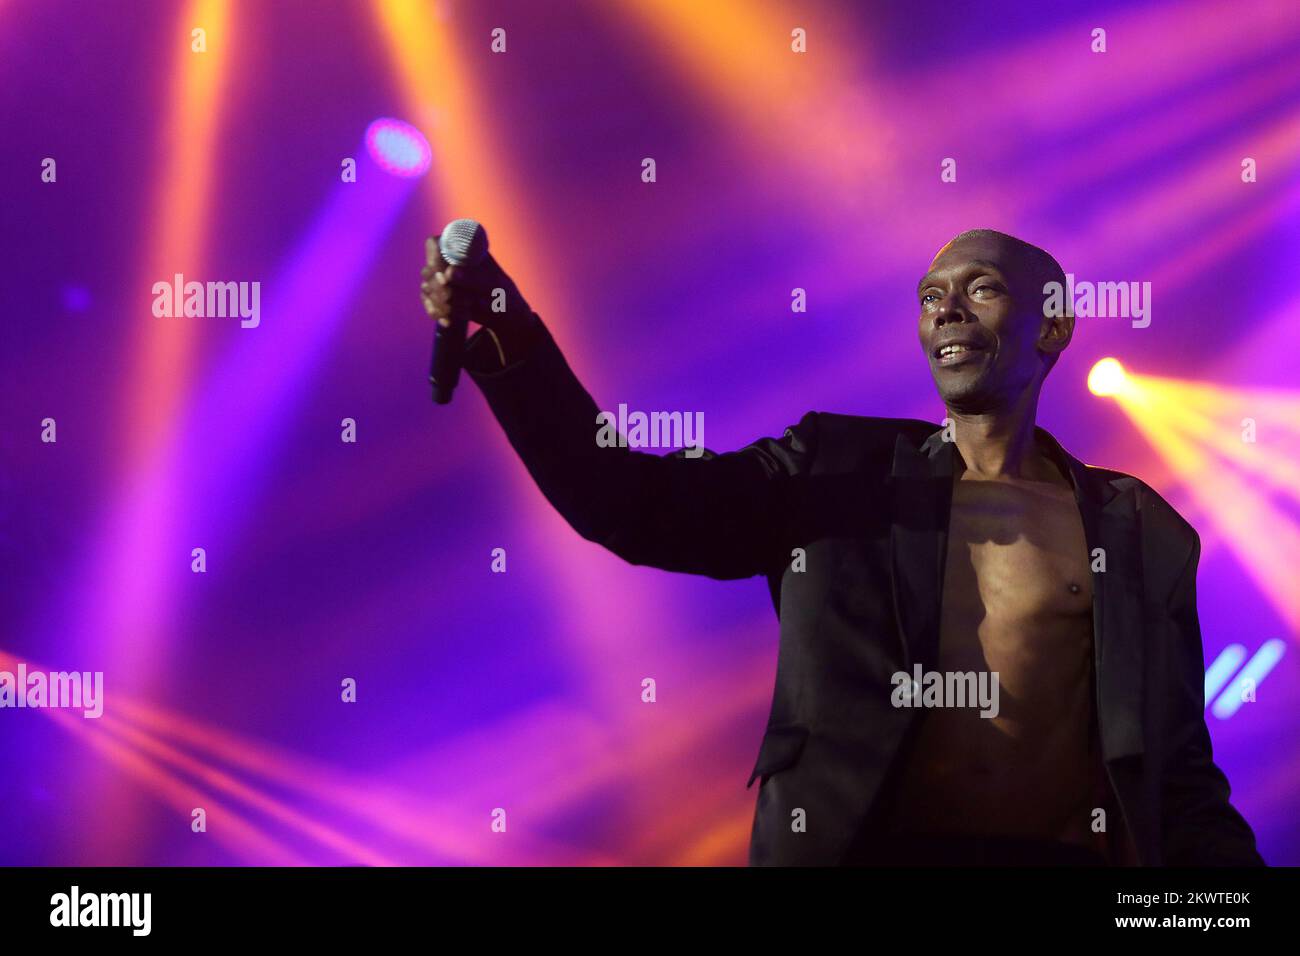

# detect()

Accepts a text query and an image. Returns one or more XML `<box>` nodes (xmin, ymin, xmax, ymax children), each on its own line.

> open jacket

<box><xmin>464</xmin><ymin>319</ymin><xmax>1264</xmax><ymax>867</ymax></box>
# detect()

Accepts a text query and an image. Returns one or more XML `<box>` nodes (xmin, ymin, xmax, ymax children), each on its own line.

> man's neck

<box><xmin>946</xmin><ymin>389</ymin><xmax>1059</xmax><ymax>483</ymax></box>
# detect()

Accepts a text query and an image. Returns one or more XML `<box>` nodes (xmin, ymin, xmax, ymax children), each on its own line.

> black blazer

<box><xmin>465</xmin><ymin>322</ymin><xmax>1264</xmax><ymax>867</ymax></box>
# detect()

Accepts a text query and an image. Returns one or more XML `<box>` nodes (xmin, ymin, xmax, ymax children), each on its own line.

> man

<box><xmin>419</xmin><ymin>228</ymin><xmax>1264</xmax><ymax>866</ymax></box>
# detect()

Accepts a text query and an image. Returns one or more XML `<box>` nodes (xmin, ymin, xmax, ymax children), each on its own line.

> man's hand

<box><xmin>419</xmin><ymin>235</ymin><xmax>533</xmax><ymax>334</ymax></box>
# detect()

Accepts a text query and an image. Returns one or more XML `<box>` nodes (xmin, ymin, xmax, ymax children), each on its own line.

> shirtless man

<box><xmin>873</xmin><ymin>231</ymin><xmax>1115</xmax><ymax>863</ymax></box>
<box><xmin>421</xmin><ymin>228</ymin><xmax>1263</xmax><ymax>866</ymax></box>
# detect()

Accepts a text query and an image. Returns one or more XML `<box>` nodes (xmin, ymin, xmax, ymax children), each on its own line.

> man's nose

<box><xmin>932</xmin><ymin>296</ymin><xmax>974</xmax><ymax>328</ymax></box>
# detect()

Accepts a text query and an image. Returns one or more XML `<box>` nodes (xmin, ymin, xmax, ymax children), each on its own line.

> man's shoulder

<box><xmin>788</xmin><ymin>412</ymin><xmax>939</xmax><ymax>472</ymax></box>
<box><xmin>803</xmin><ymin>411</ymin><xmax>939</xmax><ymax>445</ymax></box>
<box><xmin>1076</xmin><ymin>460</ymin><xmax>1199</xmax><ymax>552</ymax></box>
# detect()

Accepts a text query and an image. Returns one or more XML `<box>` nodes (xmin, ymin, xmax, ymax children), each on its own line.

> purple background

<box><xmin>1</xmin><ymin>0</ymin><xmax>1296</xmax><ymax>865</ymax></box>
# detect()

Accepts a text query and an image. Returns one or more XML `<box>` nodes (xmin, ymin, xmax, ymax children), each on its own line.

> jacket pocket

<box><xmin>746</xmin><ymin>724</ymin><xmax>810</xmax><ymax>789</ymax></box>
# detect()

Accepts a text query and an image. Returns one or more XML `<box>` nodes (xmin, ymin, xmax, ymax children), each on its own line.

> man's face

<box><xmin>916</xmin><ymin>235</ymin><xmax>1053</xmax><ymax>412</ymax></box>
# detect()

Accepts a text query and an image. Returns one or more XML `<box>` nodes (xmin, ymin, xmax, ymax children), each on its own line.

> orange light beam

<box><xmin>1114</xmin><ymin>384</ymin><xmax>1300</xmax><ymax>635</ymax></box>
<box><xmin>1132</xmin><ymin>375</ymin><xmax>1300</xmax><ymax>501</ymax></box>
<box><xmin>369</xmin><ymin>0</ymin><xmax>561</xmax><ymax>330</ymax></box>
<box><xmin>110</xmin><ymin>695</ymin><xmax>599</xmax><ymax>865</ymax></box>
<box><xmin>1</xmin><ymin>649</ymin><xmax>305</xmax><ymax>865</ymax></box>
<box><xmin>620</xmin><ymin>0</ymin><xmax>894</xmax><ymax>201</ymax></box>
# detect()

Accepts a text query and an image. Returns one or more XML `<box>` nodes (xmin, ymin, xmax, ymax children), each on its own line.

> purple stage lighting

<box><xmin>61</xmin><ymin>285</ymin><xmax>91</xmax><ymax>312</ymax></box>
<box><xmin>364</xmin><ymin>118</ymin><xmax>432</xmax><ymax>177</ymax></box>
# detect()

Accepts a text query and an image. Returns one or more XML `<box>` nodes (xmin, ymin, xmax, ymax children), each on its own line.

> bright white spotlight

<box><xmin>365</xmin><ymin>118</ymin><xmax>432</xmax><ymax>178</ymax></box>
<box><xmin>1088</xmin><ymin>357</ymin><xmax>1127</xmax><ymax>397</ymax></box>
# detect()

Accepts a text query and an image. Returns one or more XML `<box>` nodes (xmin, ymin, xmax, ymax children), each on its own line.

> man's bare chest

<box><xmin>944</xmin><ymin>477</ymin><xmax>1093</xmax><ymax>610</ymax></box>
<box><xmin>937</xmin><ymin>478</ymin><xmax>1095</xmax><ymax>675</ymax></box>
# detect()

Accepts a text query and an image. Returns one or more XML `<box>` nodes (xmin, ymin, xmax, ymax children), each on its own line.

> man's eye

<box><xmin>921</xmin><ymin>293</ymin><xmax>938</xmax><ymax>304</ymax></box>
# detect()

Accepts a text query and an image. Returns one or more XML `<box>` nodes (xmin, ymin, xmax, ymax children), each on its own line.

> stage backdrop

<box><xmin>1</xmin><ymin>0</ymin><xmax>1297</xmax><ymax>865</ymax></box>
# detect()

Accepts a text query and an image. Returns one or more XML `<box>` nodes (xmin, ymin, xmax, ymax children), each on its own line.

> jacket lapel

<box><xmin>888</xmin><ymin>430</ymin><xmax>955</xmax><ymax>674</ymax></box>
<box><xmin>1058</xmin><ymin>443</ymin><xmax>1146</xmax><ymax>761</ymax></box>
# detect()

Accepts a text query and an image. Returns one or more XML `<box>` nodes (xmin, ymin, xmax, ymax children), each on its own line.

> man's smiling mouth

<box><xmin>932</xmin><ymin>341</ymin><xmax>989</xmax><ymax>366</ymax></box>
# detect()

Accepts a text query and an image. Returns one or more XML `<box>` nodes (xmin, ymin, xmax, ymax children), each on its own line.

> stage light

<box><xmin>1100</xmin><ymin>364</ymin><xmax>1300</xmax><ymax>635</ymax></box>
<box><xmin>1205</xmin><ymin>644</ymin><xmax>1249</xmax><ymax>706</ymax></box>
<box><xmin>1210</xmin><ymin>639</ymin><xmax>1287</xmax><ymax>719</ymax></box>
<box><xmin>1088</xmin><ymin>357</ymin><xmax>1127</xmax><ymax>396</ymax></box>
<box><xmin>365</xmin><ymin>118</ymin><xmax>432</xmax><ymax>177</ymax></box>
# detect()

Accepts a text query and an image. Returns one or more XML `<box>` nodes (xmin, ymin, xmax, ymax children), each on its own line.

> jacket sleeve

<box><xmin>463</xmin><ymin>318</ymin><xmax>817</xmax><ymax>579</ymax></box>
<box><xmin>1159</xmin><ymin>531</ymin><xmax>1265</xmax><ymax>865</ymax></box>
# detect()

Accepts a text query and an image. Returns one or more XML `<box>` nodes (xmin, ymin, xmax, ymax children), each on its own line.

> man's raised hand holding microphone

<box><xmin>420</xmin><ymin>221</ymin><xmax>542</xmax><ymax>400</ymax></box>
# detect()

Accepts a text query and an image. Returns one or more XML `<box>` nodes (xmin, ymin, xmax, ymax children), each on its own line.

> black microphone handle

<box><xmin>430</xmin><ymin>316</ymin><xmax>468</xmax><ymax>404</ymax></box>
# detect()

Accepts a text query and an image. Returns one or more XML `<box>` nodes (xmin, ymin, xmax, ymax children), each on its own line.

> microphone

<box><xmin>430</xmin><ymin>218</ymin><xmax>489</xmax><ymax>404</ymax></box>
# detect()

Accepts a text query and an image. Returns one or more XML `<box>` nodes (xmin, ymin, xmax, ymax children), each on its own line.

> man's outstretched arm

<box><xmin>420</xmin><ymin>239</ymin><xmax>817</xmax><ymax>580</ymax></box>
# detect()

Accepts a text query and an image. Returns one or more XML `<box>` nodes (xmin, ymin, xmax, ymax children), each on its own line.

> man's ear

<box><xmin>1039</xmin><ymin>307</ymin><xmax>1074</xmax><ymax>361</ymax></box>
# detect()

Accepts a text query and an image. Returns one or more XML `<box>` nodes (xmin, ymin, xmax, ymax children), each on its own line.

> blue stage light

<box><xmin>1211</xmin><ymin>639</ymin><xmax>1287</xmax><ymax>719</ymax></box>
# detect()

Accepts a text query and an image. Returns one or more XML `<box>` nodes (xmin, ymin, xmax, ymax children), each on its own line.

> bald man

<box><xmin>420</xmin><ymin>228</ymin><xmax>1263</xmax><ymax>866</ymax></box>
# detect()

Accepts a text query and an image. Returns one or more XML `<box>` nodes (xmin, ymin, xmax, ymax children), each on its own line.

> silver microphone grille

<box><xmin>438</xmin><ymin>219</ymin><xmax>489</xmax><ymax>266</ymax></box>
